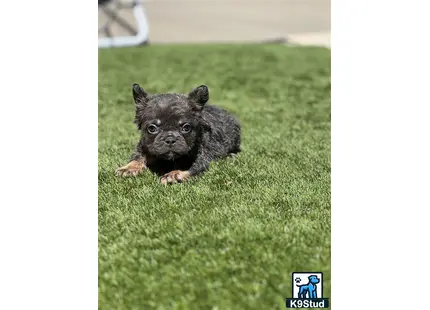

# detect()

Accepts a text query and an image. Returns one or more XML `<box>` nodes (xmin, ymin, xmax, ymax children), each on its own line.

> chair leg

<box><xmin>98</xmin><ymin>0</ymin><xmax>149</xmax><ymax>48</ymax></box>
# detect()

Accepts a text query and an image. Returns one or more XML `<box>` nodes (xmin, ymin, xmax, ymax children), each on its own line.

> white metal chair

<box><xmin>98</xmin><ymin>0</ymin><xmax>149</xmax><ymax>48</ymax></box>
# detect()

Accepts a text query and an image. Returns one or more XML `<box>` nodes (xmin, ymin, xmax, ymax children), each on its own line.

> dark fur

<box><xmin>120</xmin><ymin>84</ymin><xmax>241</xmax><ymax>181</ymax></box>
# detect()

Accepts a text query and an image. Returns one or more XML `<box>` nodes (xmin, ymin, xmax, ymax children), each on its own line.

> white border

<box><xmin>0</xmin><ymin>1</ymin><xmax>97</xmax><ymax>309</ymax></box>
<box><xmin>332</xmin><ymin>0</ymin><xmax>430</xmax><ymax>309</ymax></box>
<box><xmin>0</xmin><ymin>0</ymin><xmax>429</xmax><ymax>309</ymax></box>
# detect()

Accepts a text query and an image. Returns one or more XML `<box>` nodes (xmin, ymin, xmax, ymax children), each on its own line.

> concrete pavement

<box><xmin>98</xmin><ymin>0</ymin><xmax>330</xmax><ymax>47</ymax></box>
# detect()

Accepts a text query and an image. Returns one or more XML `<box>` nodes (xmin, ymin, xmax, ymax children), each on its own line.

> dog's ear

<box><xmin>132</xmin><ymin>83</ymin><xmax>149</xmax><ymax>106</ymax></box>
<box><xmin>188</xmin><ymin>85</ymin><xmax>209</xmax><ymax>109</ymax></box>
<box><xmin>132</xmin><ymin>83</ymin><xmax>150</xmax><ymax>130</ymax></box>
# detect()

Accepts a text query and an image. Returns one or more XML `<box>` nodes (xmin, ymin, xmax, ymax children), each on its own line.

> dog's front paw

<box><xmin>115</xmin><ymin>160</ymin><xmax>146</xmax><ymax>177</ymax></box>
<box><xmin>160</xmin><ymin>170</ymin><xmax>190</xmax><ymax>185</ymax></box>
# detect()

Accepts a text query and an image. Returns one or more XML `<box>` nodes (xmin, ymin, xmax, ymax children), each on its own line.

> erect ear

<box><xmin>132</xmin><ymin>83</ymin><xmax>149</xmax><ymax>105</ymax></box>
<box><xmin>188</xmin><ymin>85</ymin><xmax>209</xmax><ymax>109</ymax></box>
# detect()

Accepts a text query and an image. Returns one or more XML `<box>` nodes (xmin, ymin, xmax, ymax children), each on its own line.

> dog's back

<box><xmin>202</xmin><ymin>105</ymin><xmax>241</xmax><ymax>156</ymax></box>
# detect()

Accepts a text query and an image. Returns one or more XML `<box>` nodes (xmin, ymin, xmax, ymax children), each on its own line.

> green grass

<box><xmin>98</xmin><ymin>44</ymin><xmax>331</xmax><ymax>310</ymax></box>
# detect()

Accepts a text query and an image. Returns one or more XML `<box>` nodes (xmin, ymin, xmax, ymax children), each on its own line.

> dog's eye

<box><xmin>147</xmin><ymin>124</ymin><xmax>159</xmax><ymax>134</ymax></box>
<box><xmin>181</xmin><ymin>123</ymin><xmax>191</xmax><ymax>133</ymax></box>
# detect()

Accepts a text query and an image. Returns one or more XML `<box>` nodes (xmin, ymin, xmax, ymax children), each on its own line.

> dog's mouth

<box><xmin>150</xmin><ymin>143</ymin><xmax>191</xmax><ymax>160</ymax></box>
<box><xmin>163</xmin><ymin>151</ymin><xmax>180</xmax><ymax>161</ymax></box>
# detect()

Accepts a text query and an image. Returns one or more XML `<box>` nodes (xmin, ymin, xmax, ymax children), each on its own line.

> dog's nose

<box><xmin>164</xmin><ymin>135</ymin><xmax>177</xmax><ymax>146</ymax></box>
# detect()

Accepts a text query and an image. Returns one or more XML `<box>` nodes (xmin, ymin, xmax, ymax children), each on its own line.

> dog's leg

<box><xmin>305</xmin><ymin>287</ymin><xmax>311</xmax><ymax>299</ymax></box>
<box><xmin>311</xmin><ymin>286</ymin><xmax>317</xmax><ymax>298</ymax></box>
<box><xmin>298</xmin><ymin>286</ymin><xmax>306</xmax><ymax>299</ymax></box>
<box><xmin>115</xmin><ymin>153</ymin><xmax>147</xmax><ymax>177</ymax></box>
<box><xmin>160</xmin><ymin>170</ymin><xmax>190</xmax><ymax>185</ymax></box>
<box><xmin>160</xmin><ymin>148</ymin><xmax>212</xmax><ymax>185</ymax></box>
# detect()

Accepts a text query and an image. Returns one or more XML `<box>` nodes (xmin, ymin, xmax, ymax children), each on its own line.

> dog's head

<box><xmin>308</xmin><ymin>275</ymin><xmax>320</xmax><ymax>284</ymax></box>
<box><xmin>132</xmin><ymin>83</ymin><xmax>209</xmax><ymax>160</ymax></box>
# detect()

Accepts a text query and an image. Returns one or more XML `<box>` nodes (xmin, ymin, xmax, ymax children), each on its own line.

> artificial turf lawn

<box><xmin>98</xmin><ymin>44</ymin><xmax>331</xmax><ymax>310</ymax></box>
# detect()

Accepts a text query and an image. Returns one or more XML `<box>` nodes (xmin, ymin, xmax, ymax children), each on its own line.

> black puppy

<box><xmin>116</xmin><ymin>84</ymin><xmax>241</xmax><ymax>184</ymax></box>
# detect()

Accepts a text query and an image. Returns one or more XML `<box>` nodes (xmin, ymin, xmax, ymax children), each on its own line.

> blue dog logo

<box><xmin>296</xmin><ymin>275</ymin><xmax>320</xmax><ymax>299</ymax></box>
<box><xmin>286</xmin><ymin>272</ymin><xmax>329</xmax><ymax>308</ymax></box>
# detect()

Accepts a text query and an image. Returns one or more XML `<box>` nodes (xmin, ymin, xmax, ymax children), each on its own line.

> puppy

<box><xmin>116</xmin><ymin>84</ymin><xmax>241</xmax><ymax>184</ymax></box>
